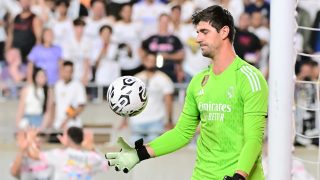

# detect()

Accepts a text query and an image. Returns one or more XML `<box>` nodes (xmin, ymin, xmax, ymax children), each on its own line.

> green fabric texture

<box><xmin>149</xmin><ymin>57</ymin><xmax>268</xmax><ymax>180</ymax></box>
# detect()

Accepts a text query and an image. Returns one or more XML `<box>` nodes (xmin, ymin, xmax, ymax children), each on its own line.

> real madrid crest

<box><xmin>201</xmin><ymin>75</ymin><xmax>210</xmax><ymax>87</ymax></box>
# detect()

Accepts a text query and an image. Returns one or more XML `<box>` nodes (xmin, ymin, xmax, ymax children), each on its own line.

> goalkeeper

<box><xmin>106</xmin><ymin>5</ymin><xmax>268</xmax><ymax>180</ymax></box>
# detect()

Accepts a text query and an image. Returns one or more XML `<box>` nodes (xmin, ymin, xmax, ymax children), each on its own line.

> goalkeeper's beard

<box><xmin>145</xmin><ymin>67</ymin><xmax>157</xmax><ymax>72</ymax></box>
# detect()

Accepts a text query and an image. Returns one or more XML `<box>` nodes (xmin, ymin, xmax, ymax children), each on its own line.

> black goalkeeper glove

<box><xmin>224</xmin><ymin>173</ymin><xmax>246</xmax><ymax>180</ymax></box>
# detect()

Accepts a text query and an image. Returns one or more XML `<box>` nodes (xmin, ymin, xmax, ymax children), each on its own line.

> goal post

<box><xmin>268</xmin><ymin>0</ymin><xmax>295</xmax><ymax>179</ymax></box>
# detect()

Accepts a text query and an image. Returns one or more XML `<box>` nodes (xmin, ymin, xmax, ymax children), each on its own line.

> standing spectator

<box><xmin>132</xmin><ymin>0</ymin><xmax>168</xmax><ymax>39</ymax></box>
<box><xmin>53</xmin><ymin>61</ymin><xmax>87</xmax><ymax>129</ymax></box>
<box><xmin>0</xmin><ymin>48</ymin><xmax>27</xmax><ymax>98</ymax></box>
<box><xmin>113</xmin><ymin>4</ymin><xmax>144</xmax><ymax>76</ymax></box>
<box><xmin>28</xmin><ymin>127</ymin><xmax>107</xmax><ymax>180</ymax></box>
<box><xmin>16</xmin><ymin>67</ymin><xmax>52</xmax><ymax>129</ymax></box>
<box><xmin>234</xmin><ymin>13</ymin><xmax>261</xmax><ymax>67</ymax></box>
<box><xmin>51</xmin><ymin>0</ymin><xmax>74</xmax><ymax>48</ymax></box>
<box><xmin>92</xmin><ymin>25</ymin><xmax>120</xmax><ymax>88</ymax></box>
<box><xmin>62</xmin><ymin>18</ymin><xmax>91</xmax><ymax>85</ymax></box>
<box><xmin>0</xmin><ymin>0</ymin><xmax>21</xmax><ymax>64</ymax></box>
<box><xmin>140</xmin><ymin>13</ymin><xmax>185</xmax><ymax>83</ymax></box>
<box><xmin>84</xmin><ymin>0</ymin><xmax>114</xmax><ymax>46</ymax></box>
<box><xmin>120</xmin><ymin>53</ymin><xmax>174</xmax><ymax>143</ymax></box>
<box><xmin>6</xmin><ymin>0</ymin><xmax>42</xmax><ymax>64</ymax></box>
<box><xmin>10</xmin><ymin>130</ymin><xmax>53</xmax><ymax>180</ymax></box>
<box><xmin>27</xmin><ymin>28</ymin><xmax>63</xmax><ymax>86</ymax></box>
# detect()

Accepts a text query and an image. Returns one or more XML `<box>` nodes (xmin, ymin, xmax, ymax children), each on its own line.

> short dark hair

<box><xmin>99</xmin><ymin>25</ymin><xmax>113</xmax><ymax>34</ymax></box>
<box><xmin>73</xmin><ymin>18</ymin><xmax>86</xmax><ymax>26</ymax></box>
<box><xmin>55</xmin><ymin>0</ymin><xmax>70</xmax><ymax>7</ymax></box>
<box><xmin>67</xmin><ymin>127</ymin><xmax>84</xmax><ymax>145</ymax></box>
<box><xmin>63</xmin><ymin>61</ymin><xmax>74</xmax><ymax>67</ymax></box>
<box><xmin>192</xmin><ymin>5</ymin><xmax>235</xmax><ymax>43</ymax></box>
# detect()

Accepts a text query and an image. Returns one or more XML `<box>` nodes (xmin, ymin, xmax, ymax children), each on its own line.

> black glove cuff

<box><xmin>224</xmin><ymin>173</ymin><xmax>245</xmax><ymax>180</ymax></box>
<box><xmin>135</xmin><ymin>138</ymin><xmax>150</xmax><ymax>161</ymax></box>
<box><xmin>233</xmin><ymin>173</ymin><xmax>245</xmax><ymax>180</ymax></box>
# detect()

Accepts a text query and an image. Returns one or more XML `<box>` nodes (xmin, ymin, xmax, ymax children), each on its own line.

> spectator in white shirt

<box><xmin>62</xmin><ymin>18</ymin><xmax>91</xmax><ymax>85</ymax></box>
<box><xmin>84</xmin><ymin>0</ymin><xmax>114</xmax><ymax>46</ymax></box>
<box><xmin>51</xmin><ymin>0</ymin><xmax>74</xmax><ymax>48</ymax></box>
<box><xmin>53</xmin><ymin>61</ymin><xmax>87</xmax><ymax>130</ymax></box>
<box><xmin>113</xmin><ymin>4</ymin><xmax>144</xmax><ymax>76</ymax></box>
<box><xmin>92</xmin><ymin>25</ymin><xmax>120</xmax><ymax>88</ymax></box>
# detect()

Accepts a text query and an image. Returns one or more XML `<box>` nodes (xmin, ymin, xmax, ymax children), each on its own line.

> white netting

<box><xmin>294</xmin><ymin>1</ymin><xmax>320</xmax><ymax>179</ymax></box>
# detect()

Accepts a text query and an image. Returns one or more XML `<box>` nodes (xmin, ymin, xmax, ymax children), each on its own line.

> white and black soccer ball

<box><xmin>106</xmin><ymin>76</ymin><xmax>148</xmax><ymax>117</ymax></box>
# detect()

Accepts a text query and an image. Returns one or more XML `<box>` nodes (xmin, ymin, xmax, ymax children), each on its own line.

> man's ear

<box><xmin>220</xmin><ymin>26</ymin><xmax>230</xmax><ymax>40</ymax></box>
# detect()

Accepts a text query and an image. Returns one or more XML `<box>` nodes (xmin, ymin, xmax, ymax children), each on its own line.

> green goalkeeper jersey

<box><xmin>149</xmin><ymin>56</ymin><xmax>268</xmax><ymax>180</ymax></box>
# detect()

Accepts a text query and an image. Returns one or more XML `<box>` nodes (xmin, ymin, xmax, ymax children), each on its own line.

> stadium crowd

<box><xmin>0</xmin><ymin>0</ymin><xmax>319</xmax><ymax>179</ymax></box>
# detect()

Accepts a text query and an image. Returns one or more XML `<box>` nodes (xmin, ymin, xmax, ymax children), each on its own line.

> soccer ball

<box><xmin>106</xmin><ymin>76</ymin><xmax>148</xmax><ymax>117</ymax></box>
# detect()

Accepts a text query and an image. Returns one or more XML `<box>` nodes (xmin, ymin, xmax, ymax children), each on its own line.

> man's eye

<box><xmin>202</xmin><ymin>31</ymin><xmax>208</xmax><ymax>34</ymax></box>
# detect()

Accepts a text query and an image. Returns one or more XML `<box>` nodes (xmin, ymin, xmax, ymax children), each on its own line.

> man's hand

<box><xmin>224</xmin><ymin>173</ymin><xmax>246</xmax><ymax>180</ymax></box>
<box><xmin>105</xmin><ymin>137</ymin><xmax>150</xmax><ymax>173</ymax></box>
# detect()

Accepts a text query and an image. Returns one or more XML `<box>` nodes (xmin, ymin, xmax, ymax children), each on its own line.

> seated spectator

<box><xmin>234</xmin><ymin>13</ymin><xmax>261</xmax><ymax>67</ymax></box>
<box><xmin>53</xmin><ymin>61</ymin><xmax>87</xmax><ymax>130</ymax></box>
<box><xmin>0</xmin><ymin>48</ymin><xmax>27</xmax><ymax>98</ymax></box>
<box><xmin>16</xmin><ymin>67</ymin><xmax>52</xmax><ymax>129</ymax></box>
<box><xmin>10</xmin><ymin>129</ymin><xmax>53</xmax><ymax>179</ymax></box>
<box><xmin>28</xmin><ymin>127</ymin><xmax>107</xmax><ymax>180</ymax></box>
<box><xmin>27</xmin><ymin>28</ymin><xmax>63</xmax><ymax>87</ymax></box>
